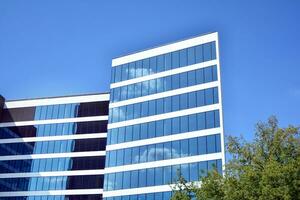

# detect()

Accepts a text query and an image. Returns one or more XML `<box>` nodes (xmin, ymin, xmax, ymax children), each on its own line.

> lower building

<box><xmin>0</xmin><ymin>93</ymin><xmax>109</xmax><ymax>200</ymax></box>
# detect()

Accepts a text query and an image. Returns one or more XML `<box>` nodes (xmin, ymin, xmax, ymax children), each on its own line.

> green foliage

<box><xmin>170</xmin><ymin>116</ymin><xmax>300</xmax><ymax>200</ymax></box>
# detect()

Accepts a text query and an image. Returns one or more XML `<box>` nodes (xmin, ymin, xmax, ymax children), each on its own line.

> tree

<box><xmin>171</xmin><ymin>116</ymin><xmax>300</xmax><ymax>200</ymax></box>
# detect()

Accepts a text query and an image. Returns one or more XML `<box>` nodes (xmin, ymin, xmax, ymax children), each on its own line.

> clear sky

<box><xmin>0</xmin><ymin>0</ymin><xmax>299</xmax><ymax>140</ymax></box>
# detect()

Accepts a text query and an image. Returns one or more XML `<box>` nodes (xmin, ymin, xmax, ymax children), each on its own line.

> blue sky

<box><xmin>0</xmin><ymin>0</ymin><xmax>299</xmax><ymax>140</ymax></box>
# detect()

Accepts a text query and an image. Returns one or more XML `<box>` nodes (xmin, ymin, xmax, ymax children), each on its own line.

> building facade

<box><xmin>104</xmin><ymin>32</ymin><xmax>225</xmax><ymax>199</ymax></box>
<box><xmin>0</xmin><ymin>93</ymin><xmax>109</xmax><ymax>200</ymax></box>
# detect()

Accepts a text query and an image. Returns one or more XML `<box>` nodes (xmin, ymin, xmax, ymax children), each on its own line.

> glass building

<box><xmin>104</xmin><ymin>32</ymin><xmax>225</xmax><ymax>199</ymax></box>
<box><xmin>0</xmin><ymin>93</ymin><xmax>109</xmax><ymax>200</ymax></box>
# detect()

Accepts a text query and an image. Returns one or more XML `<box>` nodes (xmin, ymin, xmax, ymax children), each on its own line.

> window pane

<box><xmin>189</xmin><ymin>138</ymin><xmax>198</xmax><ymax>156</ymax></box>
<box><xmin>133</xmin><ymin>103</ymin><xmax>141</xmax><ymax>119</ymax></box>
<box><xmin>190</xmin><ymin>163</ymin><xmax>198</xmax><ymax>181</ymax></box>
<box><xmin>204</xmin><ymin>67</ymin><xmax>212</xmax><ymax>82</ymax></box>
<box><xmin>196</xmin><ymin>90</ymin><xmax>205</xmax><ymax>107</ymax></box>
<box><xmin>207</xmin><ymin>135</ymin><xmax>216</xmax><ymax>153</ymax></box>
<box><xmin>187</xmin><ymin>47</ymin><xmax>195</xmax><ymax>65</ymax></box>
<box><xmin>195</xmin><ymin>68</ymin><xmax>204</xmax><ymax>84</ymax></box>
<box><xmin>122</xmin><ymin>64</ymin><xmax>128</xmax><ymax>81</ymax></box>
<box><xmin>203</xmin><ymin>43</ymin><xmax>212</xmax><ymax>61</ymax></box>
<box><xmin>156</xmin><ymin>98</ymin><xmax>164</xmax><ymax>115</ymax></box>
<box><xmin>212</xmin><ymin>65</ymin><xmax>218</xmax><ymax>81</ymax></box>
<box><xmin>141</xmin><ymin>81</ymin><xmax>149</xmax><ymax>96</ymax></box>
<box><xmin>188</xmin><ymin>70</ymin><xmax>196</xmax><ymax>86</ymax></box>
<box><xmin>206</xmin><ymin>111</ymin><xmax>215</xmax><ymax>128</ymax></box>
<box><xmin>180</xmin><ymin>93</ymin><xmax>188</xmax><ymax>110</ymax></box>
<box><xmin>181</xmin><ymin>164</ymin><xmax>189</xmax><ymax>182</ymax></box>
<box><xmin>115</xmin><ymin>66</ymin><xmax>122</xmax><ymax>82</ymax></box>
<box><xmin>164</xmin><ymin>97</ymin><xmax>172</xmax><ymax>113</ymax></box>
<box><xmin>146</xmin><ymin>168</ymin><xmax>155</xmax><ymax>186</ymax></box>
<box><xmin>172</xmin><ymin>51</ymin><xmax>180</xmax><ymax>69</ymax></box>
<box><xmin>116</xmin><ymin>149</ymin><xmax>124</xmax><ymax>166</ymax></box>
<box><xmin>123</xmin><ymin>171</ymin><xmax>131</xmax><ymax>189</ymax></box>
<box><xmin>171</xmin><ymin>95</ymin><xmax>180</xmax><ymax>111</ymax></box>
<box><xmin>215</xmin><ymin>110</ymin><xmax>220</xmax><ymax>127</ymax></box>
<box><xmin>188</xmin><ymin>114</ymin><xmax>197</xmax><ymax>132</ymax></box>
<box><xmin>133</xmin><ymin>125</ymin><xmax>140</xmax><ymax>141</ymax></box>
<box><xmin>131</xmin><ymin>170</ymin><xmax>139</xmax><ymax>188</ymax></box>
<box><xmin>211</xmin><ymin>42</ymin><xmax>216</xmax><ymax>59</ymax></box>
<box><xmin>172</xmin><ymin>74</ymin><xmax>180</xmax><ymax>90</ymax></box>
<box><xmin>180</xmin><ymin>72</ymin><xmax>188</xmax><ymax>88</ymax></box>
<box><xmin>164</xmin><ymin>76</ymin><xmax>172</xmax><ymax>91</ymax></box>
<box><xmin>197</xmin><ymin>112</ymin><xmax>206</xmax><ymax>130</ymax></box>
<box><xmin>149</xmin><ymin>79</ymin><xmax>156</xmax><ymax>95</ymax></box>
<box><xmin>115</xmin><ymin>172</ymin><xmax>123</xmax><ymax>189</ymax></box>
<box><xmin>171</xmin><ymin>140</ymin><xmax>180</xmax><ymax>159</ymax></box>
<box><xmin>195</xmin><ymin>45</ymin><xmax>203</xmax><ymax>63</ymax></box>
<box><xmin>199</xmin><ymin>161</ymin><xmax>207</xmax><ymax>178</ymax></box>
<box><xmin>164</xmin><ymin>119</ymin><xmax>172</xmax><ymax>136</ymax></box>
<box><xmin>142</xmin><ymin>59</ymin><xmax>150</xmax><ymax>76</ymax></box>
<box><xmin>140</xmin><ymin>123</ymin><xmax>148</xmax><ymax>139</ymax></box>
<box><xmin>205</xmin><ymin>88</ymin><xmax>214</xmax><ymax>105</ymax></box>
<box><xmin>181</xmin><ymin>139</ymin><xmax>189</xmax><ymax>157</ymax></box>
<box><xmin>148</xmin><ymin>100</ymin><xmax>156</xmax><ymax>116</ymax></box>
<box><xmin>125</xmin><ymin>126</ymin><xmax>133</xmax><ymax>142</ymax></box>
<box><xmin>216</xmin><ymin>134</ymin><xmax>221</xmax><ymax>152</ymax></box>
<box><xmin>148</xmin><ymin>121</ymin><xmax>156</xmax><ymax>138</ymax></box>
<box><xmin>180</xmin><ymin>116</ymin><xmax>189</xmax><ymax>133</ymax></box>
<box><xmin>135</xmin><ymin>60</ymin><xmax>143</xmax><ymax>78</ymax></box>
<box><xmin>118</xmin><ymin>127</ymin><xmax>125</xmax><ymax>143</ymax></box>
<box><xmin>179</xmin><ymin>49</ymin><xmax>187</xmax><ymax>67</ymax></box>
<box><xmin>172</xmin><ymin>117</ymin><xmax>180</xmax><ymax>134</ymax></box>
<box><xmin>164</xmin><ymin>142</ymin><xmax>172</xmax><ymax>160</ymax></box>
<box><xmin>148</xmin><ymin>144</ymin><xmax>156</xmax><ymax>162</ymax></box>
<box><xmin>156</xmin><ymin>120</ymin><xmax>164</xmax><ymax>137</ymax></box>
<box><xmin>164</xmin><ymin>166</ymin><xmax>172</xmax><ymax>184</ymax></box>
<box><xmin>213</xmin><ymin>87</ymin><xmax>219</xmax><ymax>103</ymax></box>
<box><xmin>141</xmin><ymin>101</ymin><xmax>148</xmax><ymax>117</ymax></box>
<box><xmin>198</xmin><ymin>137</ymin><xmax>207</xmax><ymax>154</ymax></box>
<box><xmin>157</xmin><ymin>55</ymin><xmax>165</xmax><ymax>72</ymax></box>
<box><xmin>165</xmin><ymin>53</ymin><xmax>172</xmax><ymax>71</ymax></box>
<box><xmin>188</xmin><ymin>92</ymin><xmax>197</xmax><ymax>108</ymax></box>
<box><xmin>139</xmin><ymin>169</ymin><xmax>146</xmax><ymax>187</ymax></box>
<box><xmin>128</xmin><ymin>62</ymin><xmax>136</xmax><ymax>79</ymax></box>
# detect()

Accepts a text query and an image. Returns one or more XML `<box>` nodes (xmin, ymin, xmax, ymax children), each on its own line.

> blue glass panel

<box><xmin>216</xmin><ymin>134</ymin><xmax>221</xmax><ymax>152</ymax></box>
<box><xmin>172</xmin><ymin>74</ymin><xmax>180</xmax><ymax>89</ymax></box>
<box><xmin>115</xmin><ymin>65</ymin><xmax>122</xmax><ymax>82</ymax></box>
<box><xmin>197</xmin><ymin>111</ymin><xmax>207</xmax><ymax>130</ymax></box>
<box><xmin>164</xmin><ymin>96</ymin><xmax>172</xmax><ymax>113</ymax></box>
<box><xmin>128</xmin><ymin>62</ymin><xmax>136</xmax><ymax>79</ymax></box>
<box><xmin>116</xmin><ymin>149</ymin><xmax>124</xmax><ymax>166</ymax></box>
<box><xmin>140</xmin><ymin>123</ymin><xmax>148</xmax><ymax>139</ymax></box>
<box><xmin>180</xmin><ymin>116</ymin><xmax>189</xmax><ymax>133</ymax></box>
<box><xmin>120</xmin><ymin>86</ymin><xmax>127</xmax><ymax>101</ymax></box>
<box><xmin>195</xmin><ymin>68</ymin><xmax>204</xmax><ymax>84</ymax></box>
<box><xmin>188</xmin><ymin>114</ymin><xmax>197</xmax><ymax>132</ymax></box>
<box><xmin>211</xmin><ymin>42</ymin><xmax>216</xmax><ymax>59</ymax></box>
<box><xmin>131</xmin><ymin>170</ymin><xmax>139</xmax><ymax>188</ymax></box>
<box><xmin>206</xmin><ymin>111</ymin><xmax>215</xmax><ymax>128</ymax></box>
<box><xmin>139</xmin><ymin>169</ymin><xmax>146</xmax><ymax>187</ymax></box>
<box><xmin>215</xmin><ymin>110</ymin><xmax>220</xmax><ymax>127</ymax></box>
<box><xmin>198</xmin><ymin>136</ymin><xmax>207</xmax><ymax>154</ymax></box>
<box><xmin>181</xmin><ymin>164</ymin><xmax>190</xmax><ymax>182</ymax></box>
<box><xmin>180</xmin><ymin>93</ymin><xmax>188</xmax><ymax>110</ymax></box>
<box><xmin>203</xmin><ymin>43</ymin><xmax>212</xmax><ymax>61</ymax></box>
<box><xmin>213</xmin><ymin>87</ymin><xmax>219</xmax><ymax>103</ymax></box>
<box><xmin>181</xmin><ymin>139</ymin><xmax>189</xmax><ymax>157</ymax></box>
<box><xmin>171</xmin><ymin>141</ymin><xmax>180</xmax><ymax>159</ymax></box>
<box><xmin>126</xmin><ymin>104</ymin><xmax>134</xmax><ymax>120</ymax></box>
<box><xmin>188</xmin><ymin>92</ymin><xmax>197</xmax><ymax>108</ymax></box>
<box><xmin>141</xmin><ymin>101</ymin><xmax>148</xmax><ymax>117</ymax></box>
<box><xmin>155</xmin><ymin>143</ymin><xmax>164</xmax><ymax>161</ymax></box>
<box><xmin>196</xmin><ymin>90</ymin><xmax>205</xmax><ymax>107</ymax></box>
<box><xmin>164</xmin><ymin>119</ymin><xmax>172</xmax><ymax>136</ymax></box>
<box><xmin>199</xmin><ymin>161</ymin><xmax>208</xmax><ymax>178</ymax></box>
<box><xmin>133</xmin><ymin>125</ymin><xmax>140</xmax><ymax>141</ymax></box>
<box><xmin>165</xmin><ymin>53</ymin><xmax>172</xmax><ymax>71</ymax></box>
<box><xmin>164</xmin><ymin>76</ymin><xmax>172</xmax><ymax>91</ymax></box>
<box><xmin>171</xmin><ymin>95</ymin><xmax>180</xmax><ymax>111</ymax></box>
<box><xmin>146</xmin><ymin>168</ymin><xmax>155</xmax><ymax>186</ymax></box>
<box><xmin>148</xmin><ymin>100</ymin><xmax>156</xmax><ymax>116</ymax></box>
<box><xmin>118</xmin><ymin>127</ymin><xmax>125</xmax><ymax>143</ymax></box>
<box><xmin>140</xmin><ymin>146</ymin><xmax>147</xmax><ymax>163</ymax></box>
<box><xmin>164</xmin><ymin>142</ymin><xmax>172</xmax><ymax>160</ymax></box>
<box><xmin>189</xmin><ymin>137</ymin><xmax>198</xmax><ymax>156</ymax></box>
<box><xmin>212</xmin><ymin>65</ymin><xmax>218</xmax><ymax>81</ymax></box>
<box><xmin>125</xmin><ymin>126</ymin><xmax>133</xmax><ymax>142</ymax></box>
<box><xmin>123</xmin><ymin>171</ymin><xmax>131</xmax><ymax>189</ymax></box>
<box><xmin>172</xmin><ymin>117</ymin><xmax>180</xmax><ymax>134</ymax></box>
<box><xmin>134</xmin><ymin>82</ymin><xmax>142</xmax><ymax>98</ymax></box>
<box><xmin>127</xmin><ymin>84</ymin><xmax>135</xmax><ymax>99</ymax></box>
<box><xmin>190</xmin><ymin>162</ymin><xmax>198</xmax><ymax>181</ymax></box>
<box><xmin>141</xmin><ymin>81</ymin><xmax>149</xmax><ymax>97</ymax></box>
<box><xmin>204</xmin><ymin>66</ymin><xmax>213</xmax><ymax>82</ymax></box>
<box><xmin>133</xmin><ymin>103</ymin><xmax>141</xmax><ymax>119</ymax></box>
<box><xmin>156</xmin><ymin>98</ymin><xmax>164</xmax><ymax>115</ymax></box>
<box><xmin>207</xmin><ymin>135</ymin><xmax>216</xmax><ymax>153</ymax></box>
<box><xmin>142</xmin><ymin>59</ymin><xmax>150</xmax><ymax>76</ymax></box>
<box><xmin>148</xmin><ymin>122</ymin><xmax>156</xmax><ymax>139</ymax></box>
<box><xmin>208</xmin><ymin>160</ymin><xmax>217</xmax><ymax>171</ymax></box>
<box><xmin>155</xmin><ymin>120</ymin><xmax>164</xmax><ymax>137</ymax></box>
<box><xmin>121</xmin><ymin>64</ymin><xmax>128</xmax><ymax>81</ymax></box>
<box><xmin>180</xmin><ymin>72</ymin><xmax>188</xmax><ymax>88</ymax></box>
<box><xmin>188</xmin><ymin>70</ymin><xmax>196</xmax><ymax>86</ymax></box>
<box><xmin>132</xmin><ymin>147</ymin><xmax>139</xmax><ymax>164</ymax></box>
<box><xmin>179</xmin><ymin>49</ymin><xmax>187</xmax><ymax>67</ymax></box>
<box><xmin>172</xmin><ymin>51</ymin><xmax>180</xmax><ymax>69</ymax></box>
<box><xmin>171</xmin><ymin>165</ymin><xmax>180</xmax><ymax>183</ymax></box>
<box><xmin>149</xmin><ymin>57</ymin><xmax>157</xmax><ymax>74</ymax></box>
<box><xmin>195</xmin><ymin>45</ymin><xmax>203</xmax><ymax>63</ymax></box>
<box><xmin>217</xmin><ymin>159</ymin><xmax>222</xmax><ymax>174</ymax></box>
<box><xmin>115</xmin><ymin>172</ymin><xmax>123</xmax><ymax>190</ymax></box>
<box><xmin>135</xmin><ymin>60</ymin><xmax>143</xmax><ymax>78</ymax></box>
<box><xmin>149</xmin><ymin>79</ymin><xmax>156</xmax><ymax>95</ymax></box>
<box><xmin>187</xmin><ymin>47</ymin><xmax>195</xmax><ymax>65</ymax></box>
<box><xmin>157</xmin><ymin>55</ymin><xmax>164</xmax><ymax>72</ymax></box>
<box><xmin>205</xmin><ymin>88</ymin><xmax>214</xmax><ymax>105</ymax></box>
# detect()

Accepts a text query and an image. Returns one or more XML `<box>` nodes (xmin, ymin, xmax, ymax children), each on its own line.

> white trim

<box><xmin>0</xmin><ymin>189</ymin><xmax>103</xmax><ymax>197</ymax></box>
<box><xmin>106</xmin><ymin>128</ymin><xmax>221</xmax><ymax>151</ymax></box>
<box><xmin>0</xmin><ymin>133</ymin><xmax>107</xmax><ymax>144</ymax></box>
<box><xmin>112</xmin><ymin>32</ymin><xmax>218</xmax><ymax>66</ymax></box>
<box><xmin>4</xmin><ymin>93</ymin><xmax>110</xmax><ymax>109</ymax></box>
<box><xmin>0</xmin><ymin>169</ymin><xmax>105</xmax><ymax>178</ymax></box>
<box><xmin>103</xmin><ymin>185</ymin><xmax>172</xmax><ymax>198</ymax></box>
<box><xmin>108</xmin><ymin>104</ymin><xmax>220</xmax><ymax>129</ymax></box>
<box><xmin>0</xmin><ymin>115</ymin><xmax>108</xmax><ymax>127</ymax></box>
<box><xmin>109</xmin><ymin>81</ymin><xmax>218</xmax><ymax>108</ymax></box>
<box><xmin>104</xmin><ymin>152</ymin><xmax>222</xmax><ymax>174</ymax></box>
<box><xmin>110</xmin><ymin>60</ymin><xmax>217</xmax><ymax>88</ymax></box>
<box><xmin>0</xmin><ymin>151</ymin><xmax>106</xmax><ymax>161</ymax></box>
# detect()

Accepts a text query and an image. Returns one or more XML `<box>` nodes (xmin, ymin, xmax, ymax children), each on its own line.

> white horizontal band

<box><xmin>106</xmin><ymin>128</ymin><xmax>220</xmax><ymax>151</ymax></box>
<box><xmin>0</xmin><ymin>151</ymin><xmax>106</xmax><ymax>161</ymax></box>
<box><xmin>112</xmin><ymin>32</ymin><xmax>217</xmax><ymax>66</ymax></box>
<box><xmin>0</xmin><ymin>133</ymin><xmax>107</xmax><ymax>144</ymax></box>
<box><xmin>0</xmin><ymin>169</ymin><xmax>105</xmax><ymax>178</ymax></box>
<box><xmin>0</xmin><ymin>115</ymin><xmax>108</xmax><ymax>127</ymax></box>
<box><xmin>0</xmin><ymin>189</ymin><xmax>103</xmax><ymax>197</ymax></box>
<box><xmin>103</xmin><ymin>184</ymin><xmax>172</xmax><ymax>198</ymax></box>
<box><xmin>109</xmin><ymin>81</ymin><xmax>219</xmax><ymax>108</ymax></box>
<box><xmin>108</xmin><ymin>104</ymin><xmax>220</xmax><ymax>129</ymax></box>
<box><xmin>104</xmin><ymin>152</ymin><xmax>222</xmax><ymax>174</ymax></box>
<box><xmin>110</xmin><ymin>60</ymin><xmax>217</xmax><ymax>88</ymax></box>
<box><xmin>4</xmin><ymin>93</ymin><xmax>109</xmax><ymax>109</ymax></box>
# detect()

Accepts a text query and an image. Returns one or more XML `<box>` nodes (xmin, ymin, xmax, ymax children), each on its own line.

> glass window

<box><xmin>122</xmin><ymin>64</ymin><xmax>128</xmax><ymax>81</ymax></box>
<box><xmin>140</xmin><ymin>146</ymin><xmax>147</xmax><ymax>163</ymax></box>
<box><xmin>172</xmin><ymin>117</ymin><xmax>180</xmax><ymax>134</ymax></box>
<box><xmin>116</xmin><ymin>149</ymin><xmax>124</xmax><ymax>166</ymax></box>
<box><xmin>140</xmin><ymin>123</ymin><xmax>148</xmax><ymax>139</ymax></box>
<box><xmin>157</xmin><ymin>78</ymin><xmax>164</xmax><ymax>93</ymax></box>
<box><xmin>179</xmin><ymin>49</ymin><xmax>187</xmax><ymax>67</ymax></box>
<box><xmin>120</xmin><ymin>86</ymin><xmax>127</xmax><ymax>101</ymax></box>
<box><xmin>148</xmin><ymin>122</ymin><xmax>156</xmax><ymax>139</ymax></box>
<box><xmin>188</xmin><ymin>70</ymin><xmax>196</xmax><ymax>86</ymax></box>
<box><xmin>180</xmin><ymin>72</ymin><xmax>188</xmax><ymax>88</ymax></box>
<box><xmin>115</xmin><ymin>65</ymin><xmax>122</xmax><ymax>82</ymax></box>
<box><xmin>181</xmin><ymin>139</ymin><xmax>189</xmax><ymax>157</ymax></box>
<box><xmin>141</xmin><ymin>81</ymin><xmax>149</xmax><ymax>96</ymax></box>
<box><xmin>180</xmin><ymin>93</ymin><xmax>188</xmax><ymax>110</ymax></box>
<box><xmin>147</xmin><ymin>168</ymin><xmax>155</xmax><ymax>186</ymax></box>
<box><xmin>172</xmin><ymin>51</ymin><xmax>180</xmax><ymax>69</ymax></box>
<box><xmin>134</xmin><ymin>82</ymin><xmax>142</xmax><ymax>98</ymax></box>
<box><xmin>211</xmin><ymin>42</ymin><xmax>216</xmax><ymax>59</ymax></box>
<box><xmin>155</xmin><ymin>167</ymin><xmax>163</xmax><ymax>185</ymax></box>
<box><xmin>181</xmin><ymin>164</ymin><xmax>190</xmax><ymax>182</ymax></box>
<box><xmin>164</xmin><ymin>142</ymin><xmax>172</xmax><ymax>160</ymax></box>
<box><xmin>132</xmin><ymin>147</ymin><xmax>139</xmax><ymax>164</ymax></box>
<box><xmin>128</xmin><ymin>62</ymin><xmax>136</xmax><ymax>79</ymax></box>
<box><xmin>123</xmin><ymin>171</ymin><xmax>131</xmax><ymax>189</ymax></box>
<box><xmin>205</xmin><ymin>88</ymin><xmax>214</xmax><ymax>105</ymax></box>
<box><xmin>188</xmin><ymin>92</ymin><xmax>197</xmax><ymax>108</ymax></box>
<box><xmin>165</xmin><ymin>53</ymin><xmax>172</xmax><ymax>70</ymax></box>
<box><xmin>141</xmin><ymin>101</ymin><xmax>148</xmax><ymax>117</ymax></box>
<box><xmin>215</xmin><ymin>110</ymin><xmax>220</xmax><ymax>127</ymax></box>
<box><xmin>206</xmin><ymin>111</ymin><xmax>215</xmax><ymax>128</ymax></box>
<box><xmin>156</xmin><ymin>98</ymin><xmax>164</xmax><ymax>115</ymax></box>
<box><xmin>157</xmin><ymin>55</ymin><xmax>165</xmax><ymax>72</ymax></box>
<box><xmin>207</xmin><ymin>135</ymin><xmax>216</xmax><ymax>153</ymax></box>
<box><xmin>109</xmin><ymin>151</ymin><xmax>116</xmax><ymax>167</ymax></box>
<box><xmin>195</xmin><ymin>45</ymin><xmax>203</xmax><ymax>63</ymax></box>
<box><xmin>139</xmin><ymin>169</ymin><xmax>146</xmax><ymax>187</ymax></box>
<box><xmin>113</xmin><ymin>88</ymin><xmax>120</xmax><ymax>102</ymax></box>
<box><xmin>172</xmin><ymin>74</ymin><xmax>180</xmax><ymax>90</ymax></box>
<box><xmin>126</xmin><ymin>104</ymin><xmax>134</xmax><ymax>120</ymax></box>
<box><xmin>203</xmin><ymin>43</ymin><xmax>212</xmax><ymax>61</ymax></box>
<box><xmin>155</xmin><ymin>143</ymin><xmax>164</xmax><ymax>161</ymax></box>
<box><xmin>164</xmin><ymin>97</ymin><xmax>172</xmax><ymax>113</ymax></box>
<box><xmin>189</xmin><ymin>137</ymin><xmax>198</xmax><ymax>156</ymax></box>
<box><xmin>164</xmin><ymin>119</ymin><xmax>172</xmax><ymax>136</ymax></box>
<box><xmin>187</xmin><ymin>47</ymin><xmax>195</xmax><ymax>65</ymax></box>
<box><xmin>196</xmin><ymin>68</ymin><xmax>204</xmax><ymax>84</ymax></box>
<box><xmin>188</xmin><ymin>114</ymin><xmax>197</xmax><ymax>132</ymax></box>
<box><xmin>171</xmin><ymin>95</ymin><xmax>180</xmax><ymax>111</ymax></box>
<box><xmin>133</xmin><ymin>125</ymin><xmax>140</xmax><ymax>141</ymax></box>
<box><xmin>142</xmin><ymin>59</ymin><xmax>150</xmax><ymax>76</ymax></box>
<box><xmin>216</xmin><ymin>134</ymin><xmax>221</xmax><ymax>152</ymax></box>
<box><xmin>190</xmin><ymin>162</ymin><xmax>198</xmax><ymax>181</ymax></box>
<box><xmin>149</xmin><ymin>57</ymin><xmax>157</xmax><ymax>74</ymax></box>
<box><xmin>118</xmin><ymin>127</ymin><xmax>125</xmax><ymax>143</ymax></box>
<box><xmin>127</xmin><ymin>84</ymin><xmax>135</xmax><ymax>99</ymax></box>
<box><xmin>156</xmin><ymin>120</ymin><xmax>164</xmax><ymax>137</ymax></box>
<box><xmin>115</xmin><ymin>172</ymin><xmax>123</xmax><ymax>189</ymax></box>
<box><xmin>133</xmin><ymin>103</ymin><xmax>141</xmax><ymax>119</ymax></box>
<box><xmin>131</xmin><ymin>170</ymin><xmax>139</xmax><ymax>188</ymax></box>
<box><xmin>217</xmin><ymin>159</ymin><xmax>222</xmax><ymax>174</ymax></box>
<box><xmin>198</xmin><ymin>137</ymin><xmax>207</xmax><ymax>155</ymax></box>
<box><xmin>213</xmin><ymin>87</ymin><xmax>219</xmax><ymax>103</ymax></box>
<box><xmin>180</xmin><ymin>116</ymin><xmax>189</xmax><ymax>133</ymax></box>
<box><xmin>212</xmin><ymin>65</ymin><xmax>218</xmax><ymax>81</ymax></box>
<box><xmin>135</xmin><ymin>60</ymin><xmax>143</xmax><ymax>78</ymax></box>
<box><xmin>208</xmin><ymin>160</ymin><xmax>217</xmax><ymax>171</ymax></box>
<box><xmin>149</xmin><ymin>79</ymin><xmax>156</xmax><ymax>95</ymax></box>
<box><xmin>199</xmin><ymin>161</ymin><xmax>207</xmax><ymax>178</ymax></box>
<box><xmin>148</xmin><ymin>100</ymin><xmax>156</xmax><ymax>116</ymax></box>
<box><xmin>204</xmin><ymin>67</ymin><xmax>212</xmax><ymax>82</ymax></box>
<box><xmin>197</xmin><ymin>90</ymin><xmax>205</xmax><ymax>107</ymax></box>
<box><xmin>125</xmin><ymin>126</ymin><xmax>133</xmax><ymax>142</ymax></box>
<box><xmin>171</xmin><ymin>165</ymin><xmax>180</xmax><ymax>183</ymax></box>
<box><xmin>164</xmin><ymin>166</ymin><xmax>172</xmax><ymax>185</ymax></box>
<box><xmin>171</xmin><ymin>140</ymin><xmax>180</xmax><ymax>159</ymax></box>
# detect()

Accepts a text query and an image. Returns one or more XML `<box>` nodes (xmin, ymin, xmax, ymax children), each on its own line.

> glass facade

<box><xmin>0</xmin><ymin>95</ymin><xmax>109</xmax><ymax>200</ymax></box>
<box><xmin>104</xmin><ymin>33</ymin><xmax>224</xmax><ymax>199</ymax></box>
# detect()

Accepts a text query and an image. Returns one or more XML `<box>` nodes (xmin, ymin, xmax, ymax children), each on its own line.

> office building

<box><xmin>0</xmin><ymin>93</ymin><xmax>109</xmax><ymax>200</ymax></box>
<box><xmin>104</xmin><ymin>32</ymin><xmax>225</xmax><ymax>199</ymax></box>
